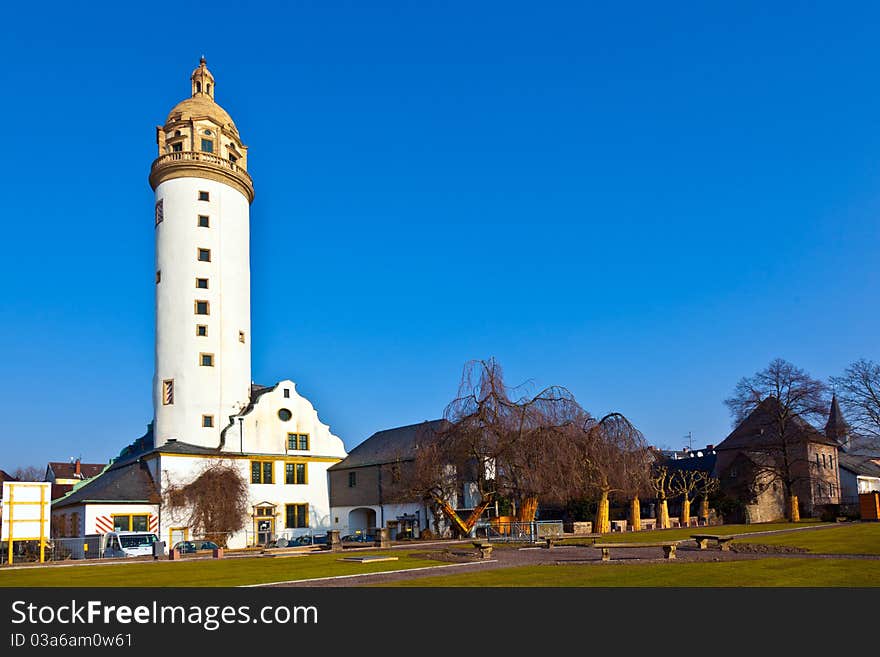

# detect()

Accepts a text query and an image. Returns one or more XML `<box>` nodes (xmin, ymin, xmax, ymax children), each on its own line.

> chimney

<box><xmin>75</xmin><ymin>458</ymin><xmax>81</xmax><ymax>478</ymax></box>
<box><xmin>706</xmin><ymin>444</ymin><xmax>715</xmax><ymax>451</ymax></box>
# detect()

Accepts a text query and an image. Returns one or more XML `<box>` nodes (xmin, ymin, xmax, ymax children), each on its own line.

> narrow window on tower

<box><xmin>202</xmin><ymin>415</ymin><xmax>214</xmax><ymax>428</ymax></box>
<box><xmin>200</xmin><ymin>353</ymin><xmax>214</xmax><ymax>367</ymax></box>
<box><xmin>156</xmin><ymin>270</ymin><xmax>161</xmax><ymax>284</ymax></box>
<box><xmin>201</xmin><ymin>138</ymin><xmax>214</xmax><ymax>153</ymax></box>
<box><xmin>154</xmin><ymin>199</ymin><xmax>164</xmax><ymax>226</ymax></box>
<box><xmin>196</xmin><ymin>278</ymin><xmax>209</xmax><ymax>289</ymax></box>
<box><xmin>198</xmin><ymin>215</ymin><xmax>210</xmax><ymax>228</ymax></box>
<box><xmin>348</xmin><ymin>472</ymin><xmax>357</xmax><ymax>488</ymax></box>
<box><xmin>162</xmin><ymin>379</ymin><xmax>174</xmax><ymax>405</ymax></box>
<box><xmin>196</xmin><ymin>324</ymin><xmax>208</xmax><ymax>337</ymax></box>
<box><xmin>195</xmin><ymin>300</ymin><xmax>210</xmax><ymax>315</ymax></box>
<box><xmin>198</xmin><ymin>191</ymin><xmax>210</xmax><ymax>201</ymax></box>
<box><xmin>198</xmin><ymin>248</ymin><xmax>211</xmax><ymax>262</ymax></box>
<box><xmin>239</xmin><ymin>330</ymin><xmax>246</xmax><ymax>343</ymax></box>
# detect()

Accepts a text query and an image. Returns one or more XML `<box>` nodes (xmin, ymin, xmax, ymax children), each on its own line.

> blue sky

<box><xmin>1</xmin><ymin>1</ymin><xmax>878</xmax><ymax>468</ymax></box>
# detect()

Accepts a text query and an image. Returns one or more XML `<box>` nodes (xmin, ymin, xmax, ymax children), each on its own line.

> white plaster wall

<box><xmin>81</xmin><ymin>504</ymin><xmax>159</xmax><ymax>535</ymax></box>
<box><xmin>221</xmin><ymin>380</ymin><xmax>347</xmax><ymax>458</ymax></box>
<box><xmin>157</xmin><ymin>449</ymin><xmax>345</xmax><ymax>550</ymax></box>
<box><xmin>153</xmin><ymin>177</ymin><xmax>251</xmax><ymax>449</ymax></box>
<box><xmin>330</xmin><ymin>503</ymin><xmax>434</xmax><ymax>535</ymax></box>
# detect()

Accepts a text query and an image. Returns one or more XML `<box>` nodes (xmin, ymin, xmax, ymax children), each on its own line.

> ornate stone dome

<box><xmin>163</xmin><ymin>57</ymin><xmax>238</xmax><ymax>134</ymax></box>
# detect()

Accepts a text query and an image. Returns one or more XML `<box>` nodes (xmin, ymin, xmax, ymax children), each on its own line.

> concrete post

<box><xmin>374</xmin><ymin>527</ymin><xmax>391</xmax><ymax>549</ymax></box>
<box><xmin>327</xmin><ymin>530</ymin><xmax>341</xmax><ymax>552</ymax></box>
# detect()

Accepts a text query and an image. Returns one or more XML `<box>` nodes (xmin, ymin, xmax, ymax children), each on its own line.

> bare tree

<box><xmin>12</xmin><ymin>465</ymin><xmax>44</xmax><ymax>481</ymax></box>
<box><xmin>163</xmin><ymin>460</ymin><xmax>249</xmax><ymax>547</ymax></box>
<box><xmin>830</xmin><ymin>359</ymin><xmax>880</xmax><ymax>451</ymax></box>
<box><xmin>565</xmin><ymin>413</ymin><xmax>650</xmax><ymax>534</ymax></box>
<box><xmin>394</xmin><ymin>358</ymin><xmax>585</xmax><ymax>537</ymax></box>
<box><xmin>670</xmin><ymin>470</ymin><xmax>707</xmax><ymax>527</ymax></box>
<box><xmin>724</xmin><ymin>358</ymin><xmax>829</xmax><ymax>521</ymax></box>
<box><xmin>650</xmin><ymin>465</ymin><xmax>673</xmax><ymax>529</ymax></box>
<box><xmin>695</xmin><ymin>473</ymin><xmax>720</xmax><ymax>524</ymax></box>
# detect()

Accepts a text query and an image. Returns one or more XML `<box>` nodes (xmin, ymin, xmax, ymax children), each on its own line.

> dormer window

<box><xmin>175</xmin><ymin>130</ymin><xmax>182</xmax><ymax>136</ymax></box>
<box><xmin>204</xmin><ymin>129</ymin><xmax>212</xmax><ymax>136</ymax></box>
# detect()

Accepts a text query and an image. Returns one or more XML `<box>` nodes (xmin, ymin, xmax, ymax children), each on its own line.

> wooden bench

<box><xmin>691</xmin><ymin>534</ymin><xmax>736</xmax><ymax>551</ymax></box>
<box><xmin>593</xmin><ymin>541</ymin><xmax>679</xmax><ymax>561</ymax></box>
<box><xmin>472</xmin><ymin>541</ymin><xmax>494</xmax><ymax>559</ymax></box>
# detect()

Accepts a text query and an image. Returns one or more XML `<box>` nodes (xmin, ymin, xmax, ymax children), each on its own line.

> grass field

<box><xmin>378</xmin><ymin>558</ymin><xmax>880</xmax><ymax>587</ymax></box>
<box><xmin>732</xmin><ymin>522</ymin><xmax>880</xmax><ymax>554</ymax></box>
<box><xmin>557</xmin><ymin>520</ymin><xmax>828</xmax><ymax>545</ymax></box>
<box><xmin>0</xmin><ymin>551</ymin><xmax>440</xmax><ymax>587</ymax></box>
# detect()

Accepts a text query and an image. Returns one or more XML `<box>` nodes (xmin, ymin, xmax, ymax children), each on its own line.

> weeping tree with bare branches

<box><xmin>394</xmin><ymin>358</ymin><xmax>584</xmax><ymax>537</ymax></box>
<box><xmin>564</xmin><ymin>413</ymin><xmax>651</xmax><ymax>534</ymax></box>
<box><xmin>163</xmin><ymin>460</ymin><xmax>249</xmax><ymax>547</ymax></box>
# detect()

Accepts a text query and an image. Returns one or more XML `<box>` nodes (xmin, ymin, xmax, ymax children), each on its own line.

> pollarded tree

<box><xmin>695</xmin><ymin>473</ymin><xmax>720</xmax><ymax>524</ymax></box>
<box><xmin>670</xmin><ymin>470</ymin><xmax>706</xmax><ymax>527</ymax></box>
<box><xmin>650</xmin><ymin>465</ymin><xmax>673</xmax><ymax>529</ymax></box>
<box><xmin>724</xmin><ymin>358</ymin><xmax>829</xmax><ymax>521</ymax></box>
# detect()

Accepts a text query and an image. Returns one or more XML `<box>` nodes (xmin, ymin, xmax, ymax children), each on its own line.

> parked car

<box><xmin>172</xmin><ymin>540</ymin><xmax>220</xmax><ymax>554</ymax></box>
<box><xmin>290</xmin><ymin>534</ymin><xmax>329</xmax><ymax>546</ymax></box>
<box><xmin>341</xmin><ymin>533</ymin><xmax>375</xmax><ymax>543</ymax></box>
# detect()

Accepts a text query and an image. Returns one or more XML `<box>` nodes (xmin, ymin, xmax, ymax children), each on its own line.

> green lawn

<box><xmin>732</xmin><ymin>522</ymin><xmax>880</xmax><ymax>555</ymax></box>
<box><xmin>0</xmin><ymin>551</ymin><xmax>440</xmax><ymax>587</ymax></box>
<box><xmin>378</xmin><ymin>558</ymin><xmax>880</xmax><ymax>587</ymax></box>
<box><xmin>557</xmin><ymin>520</ymin><xmax>827</xmax><ymax>545</ymax></box>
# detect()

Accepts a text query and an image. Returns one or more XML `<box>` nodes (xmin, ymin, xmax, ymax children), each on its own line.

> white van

<box><xmin>101</xmin><ymin>531</ymin><xmax>159</xmax><ymax>558</ymax></box>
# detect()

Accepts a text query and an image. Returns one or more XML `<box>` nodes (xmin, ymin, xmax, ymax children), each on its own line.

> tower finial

<box><xmin>200</xmin><ymin>55</ymin><xmax>206</xmax><ymax>66</ymax></box>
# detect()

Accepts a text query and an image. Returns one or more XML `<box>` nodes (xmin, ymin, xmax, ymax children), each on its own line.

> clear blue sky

<box><xmin>1</xmin><ymin>1</ymin><xmax>878</xmax><ymax>469</ymax></box>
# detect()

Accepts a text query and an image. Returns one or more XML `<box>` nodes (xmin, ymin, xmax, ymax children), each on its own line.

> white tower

<box><xmin>149</xmin><ymin>58</ymin><xmax>255</xmax><ymax>449</ymax></box>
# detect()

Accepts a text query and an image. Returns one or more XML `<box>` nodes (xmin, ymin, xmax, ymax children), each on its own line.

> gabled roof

<box><xmin>0</xmin><ymin>470</ymin><xmax>16</xmax><ymax>483</ymax></box>
<box><xmin>47</xmin><ymin>461</ymin><xmax>106</xmax><ymax>480</ymax></box>
<box><xmin>52</xmin><ymin>458</ymin><xmax>160</xmax><ymax>508</ymax></box>
<box><xmin>839</xmin><ymin>453</ymin><xmax>880</xmax><ymax>479</ymax></box>
<box><xmin>329</xmin><ymin>419</ymin><xmax>449</xmax><ymax>471</ymax></box>
<box><xmin>716</xmin><ymin>397</ymin><xmax>838</xmax><ymax>451</ymax></box>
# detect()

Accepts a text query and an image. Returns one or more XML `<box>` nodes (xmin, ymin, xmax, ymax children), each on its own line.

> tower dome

<box><xmin>149</xmin><ymin>58</ymin><xmax>254</xmax><ymax>202</ymax></box>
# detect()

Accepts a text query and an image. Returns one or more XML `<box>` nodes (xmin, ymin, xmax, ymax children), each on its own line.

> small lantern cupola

<box><xmin>191</xmin><ymin>56</ymin><xmax>215</xmax><ymax>99</ymax></box>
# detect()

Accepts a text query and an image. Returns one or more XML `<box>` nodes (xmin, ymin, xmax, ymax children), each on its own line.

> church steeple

<box><xmin>191</xmin><ymin>56</ymin><xmax>215</xmax><ymax>99</ymax></box>
<box><xmin>825</xmin><ymin>394</ymin><xmax>851</xmax><ymax>451</ymax></box>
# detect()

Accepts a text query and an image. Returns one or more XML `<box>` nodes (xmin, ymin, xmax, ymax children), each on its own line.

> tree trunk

<box><xmin>595</xmin><ymin>491</ymin><xmax>610</xmax><ymax>534</ymax></box>
<box><xmin>517</xmin><ymin>496</ymin><xmax>538</xmax><ymax>523</ymax></box>
<box><xmin>699</xmin><ymin>496</ymin><xmax>710</xmax><ymax>523</ymax></box>
<box><xmin>680</xmin><ymin>498</ymin><xmax>691</xmax><ymax>527</ymax></box>
<box><xmin>628</xmin><ymin>497</ymin><xmax>641</xmax><ymax>531</ymax></box>
<box><xmin>658</xmin><ymin>498</ymin><xmax>670</xmax><ymax>529</ymax></box>
<box><xmin>788</xmin><ymin>494</ymin><xmax>800</xmax><ymax>522</ymax></box>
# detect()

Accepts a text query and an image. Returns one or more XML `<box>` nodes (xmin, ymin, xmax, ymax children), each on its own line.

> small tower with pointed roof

<box><xmin>825</xmin><ymin>394</ymin><xmax>851</xmax><ymax>452</ymax></box>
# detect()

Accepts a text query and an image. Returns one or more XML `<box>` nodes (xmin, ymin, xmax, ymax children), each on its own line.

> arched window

<box><xmin>207</xmin><ymin>84</ymin><xmax>211</xmax><ymax>94</ymax></box>
<box><xmin>196</xmin><ymin>81</ymin><xmax>202</xmax><ymax>92</ymax></box>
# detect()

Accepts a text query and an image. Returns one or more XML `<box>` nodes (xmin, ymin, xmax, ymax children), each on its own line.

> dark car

<box><xmin>172</xmin><ymin>540</ymin><xmax>220</xmax><ymax>554</ymax></box>
<box><xmin>341</xmin><ymin>533</ymin><xmax>375</xmax><ymax>543</ymax></box>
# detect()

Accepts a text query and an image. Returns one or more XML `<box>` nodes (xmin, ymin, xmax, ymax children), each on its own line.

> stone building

<box><xmin>715</xmin><ymin>396</ymin><xmax>843</xmax><ymax>522</ymax></box>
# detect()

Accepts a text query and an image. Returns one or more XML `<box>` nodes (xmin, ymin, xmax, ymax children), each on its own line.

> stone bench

<box><xmin>691</xmin><ymin>534</ymin><xmax>736</xmax><ymax>551</ymax></box>
<box><xmin>593</xmin><ymin>541</ymin><xmax>679</xmax><ymax>561</ymax></box>
<box><xmin>472</xmin><ymin>541</ymin><xmax>494</xmax><ymax>559</ymax></box>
